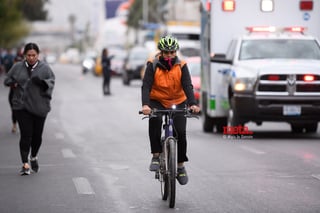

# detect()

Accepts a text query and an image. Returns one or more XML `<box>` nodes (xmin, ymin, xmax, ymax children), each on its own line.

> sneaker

<box><xmin>149</xmin><ymin>156</ymin><xmax>160</xmax><ymax>171</ymax></box>
<box><xmin>177</xmin><ymin>167</ymin><xmax>188</xmax><ymax>185</ymax></box>
<box><xmin>20</xmin><ymin>166</ymin><xmax>30</xmax><ymax>176</ymax></box>
<box><xmin>30</xmin><ymin>157</ymin><xmax>39</xmax><ymax>173</ymax></box>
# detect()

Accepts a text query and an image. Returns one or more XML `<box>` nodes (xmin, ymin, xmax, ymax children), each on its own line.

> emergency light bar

<box><xmin>222</xmin><ymin>0</ymin><xmax>235</xmax><ymax>11</ymax></box>
<box><xmin>283</xmin><ymin>27</ymin><xmax>306</xmax><ymax>33</ymax></box>
<box><xmin>206</xmin><ymin>0</ymin><xmax>211</xmax><ymax>12</ymax></box>
<box><xmin>300</xmin><ymin>0</ymin><xmax>313</xmax><ymax>11</ymax></box>
<box><xmin>246</xmin><ymin>26</ymin><xmax>306</xmax><ymax>33</ymax></box>
<box><xmin>246</xmin><ymin>26</ymin><xmax>276</xmax><ymax>33</ymax></box>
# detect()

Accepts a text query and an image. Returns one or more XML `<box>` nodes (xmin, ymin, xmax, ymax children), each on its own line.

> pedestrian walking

<box><xmin>101</xmin><ymin>48</ymin><xmax>113</xmax><ymax>95</ymax></box>
<box><xmin>4</xmin><ymin>43</ymin><xmax>55</xmax><ymax>175</ymax></box>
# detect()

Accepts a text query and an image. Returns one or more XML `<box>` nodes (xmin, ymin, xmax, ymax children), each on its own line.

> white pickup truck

<box><xmin>208</xmin><ymin>27</ymin><xmax>320</xmax><ymax>133</ymax></box>
<box><xmin>200</xmin><ymin>0</ymin><xmax>320</xmax><ymax>133</ymax></box>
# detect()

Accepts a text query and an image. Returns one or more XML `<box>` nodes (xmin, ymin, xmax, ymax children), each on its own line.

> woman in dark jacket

<box><xmin>4</xmin><ymin>43</ymin><xmax>55</xmax><ymax>175</ymax></box>
<box><xmin>101</xmin><ymin>48</ymin><xmax>113</xmax><ymax>95</ymax></box>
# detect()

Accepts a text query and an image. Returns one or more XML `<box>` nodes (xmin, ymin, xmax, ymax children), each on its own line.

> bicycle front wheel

<box><xmin>167</xmin><ymin>137</ymin><xmax>177</xmax><ymax>208</ymax></box>
<box><xmin>160</xmin><ymin>155</ymin><xmax>168</xmax><ymax>201</ymax></box>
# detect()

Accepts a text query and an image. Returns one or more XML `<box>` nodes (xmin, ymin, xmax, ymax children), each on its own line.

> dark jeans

<box><xmin>103</xmin><ymin>73</ymin><xmax>111</xmax><ymax>94</ymax></box>
<box><xmin>15</xmin><ymin>110</ymin><xmax>46</xmax><ymax>164</ymax></box>
<box><xmin>148</xmin><ymin>100</ymin><xmax>188</xmax><ymax>163</ymax></box>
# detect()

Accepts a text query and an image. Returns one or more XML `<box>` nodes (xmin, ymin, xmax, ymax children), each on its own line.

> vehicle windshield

<box><xmin>129</xmin><ymin>50</ymin><xmax>149</xmax><ymax>61</ymax></box>
<box><xmin>239</xmin><ymin>39</ymin><xmax>320</xmax><ymax>60</ymax></box>
<box><xmin>188</xmin><ymin>61</ymin><xmax>200</xmax><ymax>76</ymax></box>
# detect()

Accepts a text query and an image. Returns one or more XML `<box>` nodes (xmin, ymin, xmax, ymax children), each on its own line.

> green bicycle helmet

<box><xmin>157</xmin><ymin>35</ymin><xmax>179</xmax><ymax>51</ymax></box>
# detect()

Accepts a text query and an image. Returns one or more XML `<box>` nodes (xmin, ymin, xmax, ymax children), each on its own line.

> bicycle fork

<box><xmin>155</xmin><ymin>136</ymin><xmax>166</xmax><ymax>180</ymax></box>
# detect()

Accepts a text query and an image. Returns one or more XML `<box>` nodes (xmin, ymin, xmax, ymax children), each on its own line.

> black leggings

<box><xmin>15</xmin><ymin>110</ymin><xmax>46</xmax><ymax>164</ymax></box>
<box><xmin>103</xmin><ymin>73</ymin><xmax>111</xmax><ymax>94</ymax></box>
<box><xmin>148</xmin><ymin>101</ymin><xmax>188</xmax><ymax>163</ymax></box>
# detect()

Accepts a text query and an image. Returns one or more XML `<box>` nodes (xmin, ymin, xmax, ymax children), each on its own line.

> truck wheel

<box><xmin>306</xmin><ymin>123</ymin><xmax>318</xmax><ymax>133</ymax></box>
<box><xmin>122</xmin><ymin>72</ymin><xmax>130</xmax><ymax>85</ymax></box>
<box><xmin>201</xmin><ymin>92</ymin><xmax>214</xmax><ymax>132</ymax></box>
<box><xmin>216</xmin><ymin>117</ymin><xmax>228</xmax><ymax>133</ymax></box>
<box><xmin>229</xmin><ymin>98</ymin><xmax>244</xmax><ymax>126</ymax></box>
<box><xmin>228</xmin><ymin>109</ymin><xmax>237</xmax><ymax>126</ymax></box>
<box><xmin>291</xmin><ymin>124</ymin><xmax>304</xmax><ymax>133</ymax></box>
<box><xmin>203</xmin><ymin>113</ymin><xmax>214</xmax><ymax>132</ymax></box>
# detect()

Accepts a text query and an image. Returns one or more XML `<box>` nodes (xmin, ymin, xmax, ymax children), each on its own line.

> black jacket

<box><xmin>4</xmin><ymin>60</ymin><xmax>55</xmax><ymax>117</ymax></box>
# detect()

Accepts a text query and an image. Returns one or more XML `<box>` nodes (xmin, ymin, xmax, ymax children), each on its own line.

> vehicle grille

<box><xmin>256</xmin><ymin>74</ymin><xmax>320</xmax><ymax>95</ymax></box>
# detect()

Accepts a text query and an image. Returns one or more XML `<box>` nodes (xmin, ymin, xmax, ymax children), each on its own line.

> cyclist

<box><xmin>141</xmin><ymin>35</ymin><xmax>200</xmax><ymax>185</ymax></box>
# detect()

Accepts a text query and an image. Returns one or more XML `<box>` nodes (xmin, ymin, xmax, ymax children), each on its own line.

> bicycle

<box><xmin>139</xmin><ymin>105</ymin><xmax>198</xmax><ymax>208</ymax></box>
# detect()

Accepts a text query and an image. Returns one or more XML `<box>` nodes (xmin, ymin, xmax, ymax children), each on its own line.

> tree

<box><xmin>0</xmin><ymin>0</ymin><xmax>29</xmax><ymax>48</ymax></box>
<box><xmin>20</xmin><ymin>0</ymin><xmax>49</xmax><ymax>21</ymax></box>
<box><xmin>127</xmin><ymin>0</ymin><xmax>168</xmax><ymax>30</ymax></box>
<box><xmin>0</xmin><ymin>0</ymin><xmax>49</xmax><ymax>48</ymax></box>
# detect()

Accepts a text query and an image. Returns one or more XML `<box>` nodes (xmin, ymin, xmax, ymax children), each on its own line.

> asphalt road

<box><xmin>1</xmin><ymin>63</ymin><xmax>320</xmax><ymax>213</ymax></box>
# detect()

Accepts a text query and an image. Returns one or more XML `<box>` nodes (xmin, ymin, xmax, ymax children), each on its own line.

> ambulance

<box><xmin>200</xmin><ymin>0</ymin><xmax>320</xmax><ymax>133</ymax></box>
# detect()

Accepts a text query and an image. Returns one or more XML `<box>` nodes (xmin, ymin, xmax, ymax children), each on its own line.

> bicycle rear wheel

<box><xmin>167</xmin><ymin>137</ymin><xmax>176</xmax><ymax>208</ymax></box>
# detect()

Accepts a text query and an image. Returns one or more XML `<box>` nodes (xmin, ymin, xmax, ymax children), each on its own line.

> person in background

<box><xmin>8</xmin><ymin>47</ymin><xmax>25</xmax><ymax>133</ymax></box>
<box><xmin>3</xmin><ymin>48</ymin><xmax>18</xmax><ymax>133</ymax></box>
<box><xmin>14</xmin><ymin>46</ymin><xmax>24</xmax><ymax>62</ymax></box>
<box><xmin>3</xmin><ymin>48</ymin><xmax>15</xmax><ymax>73</ymax></box>
<box><xmin>141</xmin><ymin>35</ymin><xmax>200</xmax><ymax>185</ymax></box>
<box><xmin>4</xmin><ymin>43</ymin><xmax>55</xmax><ymax>175</ymax></box>
<box><xmin>101</xmin><ymin>48</ymin><xmax>113</xmax><ymax>95</ymax></box>
<box><xmin>0</xmin><ymin>48</ymin><xmax>4</xmax><ymax>75</ymax></box>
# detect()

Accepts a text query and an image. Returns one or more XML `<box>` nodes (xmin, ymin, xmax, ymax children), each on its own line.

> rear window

<box><xmin>239</xmin><ymin>39</ymin><xmax>320</xmax><ymax>60</ymax></box>
<box><xmin>172</xmin><ymin>33</ymin><xmax>200</xmax><ymax>41</ymax></box>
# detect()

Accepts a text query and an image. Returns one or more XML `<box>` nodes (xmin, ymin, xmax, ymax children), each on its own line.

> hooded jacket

<box><xmin>4</xmin><ymin>60</ymin><xmax>55</xmax><ymax>117</ymax></box>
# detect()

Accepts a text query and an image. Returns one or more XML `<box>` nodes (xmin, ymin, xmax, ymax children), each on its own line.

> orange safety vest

<box><xmin>149</xmin><ymin>59</ymin><xmax>187</xmax><ymax>108</ymax></box>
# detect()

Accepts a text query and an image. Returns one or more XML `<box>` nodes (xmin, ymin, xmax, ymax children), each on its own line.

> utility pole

<box><xmin>143</xmin><ymin>0</ymin><xmax>149</xmax><ymax>24</ymax></box>
<box><xmin>68</xmin><ymin>14</ymin><xmax>76</xmax><ymax>45</ymax></box>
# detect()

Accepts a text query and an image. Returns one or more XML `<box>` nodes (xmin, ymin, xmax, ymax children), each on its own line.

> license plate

<box><xmin>283</xmin><ymin>105</ymin><xmax>301</xmax><ymax>116</ymax></box>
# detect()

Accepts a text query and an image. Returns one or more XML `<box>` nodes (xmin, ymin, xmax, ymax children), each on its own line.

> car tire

<box><xmin>122</xmin><ymin>72</ymin><xmax>130</xmax><ymax>85</ymax></box>
<box><xmin>201</xmin><ymin>92</ymin><xmax>214</xmax><ymax>133</ymax></box>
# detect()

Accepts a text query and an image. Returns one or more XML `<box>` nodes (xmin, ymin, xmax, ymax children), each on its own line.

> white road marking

<box><xmin>312</xmin><ymin>174</ymin><xmax>320</xmax><ymax>181</ymax></box>
<box><xmin>72</xmin><ymin>177</ymin><xmax>95</xmax><ymax>195</ymax></box>
<box><xmin>240</xmin><ymin>145</ymin><xmax>265</xmax><ymax>155</ymax></box>
<box><xmin>108</xmin><ymin>164</ymin><xmax>129</xmax><ymax>170</ymax></box>
<box><xmin>62</xmin><ymin>149</ymin><xmax>76</xmax><ymax>158</ymax></box>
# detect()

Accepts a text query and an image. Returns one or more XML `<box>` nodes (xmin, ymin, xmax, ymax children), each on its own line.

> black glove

<box><xmin>9</xmin><ymin>82</ymin><xmax>18</xmax><ymax>88</ymax></box>
<box><xmin>32</xmin><ymin>76</ymin><xmax>48</xmax><ymax>90</ymax></box>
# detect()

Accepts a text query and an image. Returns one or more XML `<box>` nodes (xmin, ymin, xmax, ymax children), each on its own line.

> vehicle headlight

<box><xmin>83</xmin><ymin>59</ymin><xmax>94</xmax><ymax>69</ymax></box>
<box><xmin>234</xmin><ymin>78</ymin><xmax>255</xmax><ymax>92</ymax></box>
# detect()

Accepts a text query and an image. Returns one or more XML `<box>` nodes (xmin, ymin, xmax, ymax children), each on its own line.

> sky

<box><xmin>44</xmin><ymin>0</ymin><xmax>105</xmax><ymax>31</ymax></box>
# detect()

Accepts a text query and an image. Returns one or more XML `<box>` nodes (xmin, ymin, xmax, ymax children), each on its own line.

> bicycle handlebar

<box><xmin>139</xmin><ymin>108</ymin><xmax>199</xmax><ymax>119</ymax></box>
